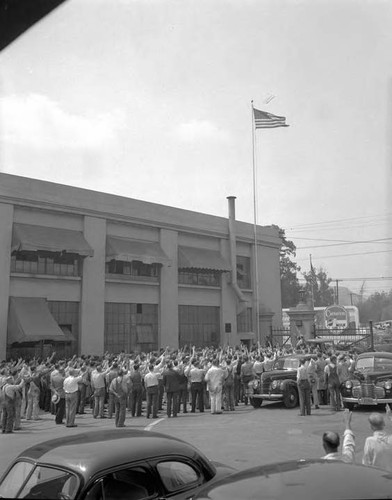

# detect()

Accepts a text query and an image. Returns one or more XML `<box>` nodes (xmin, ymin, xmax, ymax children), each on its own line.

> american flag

<box><xmin>253</xmin><ymin>108</ymin><xmax>289</xmax><ymax>129</ymax></box>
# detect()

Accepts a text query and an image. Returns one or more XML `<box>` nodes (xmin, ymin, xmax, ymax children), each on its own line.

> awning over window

<box><xmin>12</xmin><ymin>223</ymin><xmax>94</xmax><ymax>257</ymax></box>
<box><xmin>178</xmin><ymin>246</ymin><xmax>231</xmax><ymax>272</ymax></box>
<box><xmin>106</xmin><ymin>236</ymin><xmax>171</xmax><ymax>266</ymax></box>
<box><xmin>8</xmin><ymin>297</ymin><xmax>68</xmax><ymax>344</ymax></box>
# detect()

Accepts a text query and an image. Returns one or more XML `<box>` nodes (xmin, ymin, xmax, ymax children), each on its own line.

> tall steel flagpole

<box><xmin>251</xmin><ymin>100</ymin><xmax>261</xmax><ymax>345</ymax></box>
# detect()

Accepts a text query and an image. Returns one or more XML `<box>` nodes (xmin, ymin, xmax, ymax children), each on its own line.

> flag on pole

<box><xmin>309</xmin><ymin>255</ymin><xmax>317</xmax><ymax>287</ymax></box>
<box><xmin>253</xmin><ymin>108</ymin><xmax>289</xmax><ymax>129</ymax></box>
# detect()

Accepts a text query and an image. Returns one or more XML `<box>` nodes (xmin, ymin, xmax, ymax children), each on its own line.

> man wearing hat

<box><xmin>1</xmin><ymin>375</ymin><xmax>24</xmax><ymax>434</ymax></box>
<box><xmin>50</xmin><ymin>364</ymin><xmax>66</xmax><ymax>425</ymax></box>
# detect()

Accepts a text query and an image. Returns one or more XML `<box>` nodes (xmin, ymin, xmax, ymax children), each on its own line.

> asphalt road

<box><xmin>0</xmin><ymin>401</ymin><xmax>385</xmax><ymax>476</ymax></box>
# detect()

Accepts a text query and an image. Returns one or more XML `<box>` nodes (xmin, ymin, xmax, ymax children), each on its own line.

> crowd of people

<box><xmin>1</xmin><ymin>342</ymin><xmax>392</xmax><ymax>471</ymax></box>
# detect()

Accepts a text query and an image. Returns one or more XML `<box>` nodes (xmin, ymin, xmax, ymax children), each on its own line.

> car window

<box><xmin>17</xmin><ymin>465</ymin><xmax>79</xmax><ymax>500</ymax></box>
<box><xmin>356</xmin><ymin>357</ymin><xmax>392</xmax><ymax>371</ymax></box>
<box><xmin>274</xmin><ymin>358</ymin><xmax>299</xmax><ymax>370</ymax></box>
<box><xmin>84</xmin><ymin>466</ymin><xmax>158</xmax><ymax>500</ymax></box>
<box><xmin>156</xmin><ymin>461</ymin><xmax>201</xmax><ymax>492</ymax></box>
<box><xmin>0</xmin><ymin>460</ymin><xmax>34</xmax><ymax>498</ymax></box>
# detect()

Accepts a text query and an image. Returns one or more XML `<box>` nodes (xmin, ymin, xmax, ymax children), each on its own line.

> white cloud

<box><xmin>173</xmin><ymin>120</ymin><xmax>228</xmax><ymax>143</ymax></box>
<box><xmin>0</xmin><ymin>93</ymin><xmax>125</xmax><ymax>151</ymax></box>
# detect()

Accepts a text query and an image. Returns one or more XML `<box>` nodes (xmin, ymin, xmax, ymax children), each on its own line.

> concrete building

<box><xmin>0</xmin><ymin>173</ymin><xmax>282</xmax><ymax>360</ymax></box>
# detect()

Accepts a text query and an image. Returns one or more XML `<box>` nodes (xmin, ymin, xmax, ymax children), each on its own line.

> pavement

<box><xmin>0</xmin><ymin>401</ymin><xmax>383</xmax><ymax>476</ymax></box>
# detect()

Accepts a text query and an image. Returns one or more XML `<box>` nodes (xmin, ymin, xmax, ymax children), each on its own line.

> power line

<box><xmin>296</xmin><ymin>249</ymin><xmax>392</xmax><ymax>260</ymax></box>
<box><xmin>296</xmin><ymin>237</ymin><xmax>392</xmax><ymax>250</ymax></box>
<box><xmin>287</xmin><ymin>213</ymin><xmax>392</xmax><ymax>230</ymax></box>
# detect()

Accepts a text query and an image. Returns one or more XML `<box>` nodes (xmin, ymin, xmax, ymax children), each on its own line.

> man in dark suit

<box><xmin>162</xmin><ymin>361</ymin><xmax>181</xmax><ymax>418</ymax></box>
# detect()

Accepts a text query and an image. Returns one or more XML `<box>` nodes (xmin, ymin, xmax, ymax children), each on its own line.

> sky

<box><xmin>0</xmin><ymin>0</ymin><xmax>391</xmax><ymax>297</ymax></box>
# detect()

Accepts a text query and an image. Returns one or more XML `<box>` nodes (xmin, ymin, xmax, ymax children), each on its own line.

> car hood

<box><xmin>354</xmin><ymin>370</ymin><xmax>392</xmax><ymax>382</ymax></box>
<box><xmin>261</xmin><ymin>370</ymin><xmax>296</xmax><ymax>381</ymax></box>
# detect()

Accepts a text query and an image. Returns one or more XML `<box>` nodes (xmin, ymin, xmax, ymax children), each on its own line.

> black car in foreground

<box><xmin>250</xmin><ymin>354</ymin><xmax>311</xmax><ymax>409</ymax></box>
<box><xmin>0</xmin><ymin>429</ymin><xmax>234</xmax><ymax>499</ymax></box>
<box><xmin>341</xmin><ymin>351</ymin><xmax>392</xmax><ymax>409</ymax></box>
<box><xmin>193</xmin><ymin>459</ymin><xmax>392</xmax><ymax>500</ymax></box>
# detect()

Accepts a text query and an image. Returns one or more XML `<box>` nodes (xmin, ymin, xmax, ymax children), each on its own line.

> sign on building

<box><xmin>324</xmin><ymin>305</ymin><xmax>349</xmax><ymax>330</ymax></box>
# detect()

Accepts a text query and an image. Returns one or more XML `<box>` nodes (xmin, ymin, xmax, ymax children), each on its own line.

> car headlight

<box><xmin>271</xmin><ymin>380</ymin><xmax>279</xmax><ymax>390</ymax></box>
<box><xmin>385</xmin><ymin>381</ymin><xmax>392</xmax><ymax>390</ymax></box>
<box><xmin>345</xmin><ymin>381</ymin><xmax>353</xmax><ymax>389</ymax></box>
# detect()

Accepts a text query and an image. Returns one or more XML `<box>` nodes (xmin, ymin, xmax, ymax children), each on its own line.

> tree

<box><xmin>275</xmin><ymin>226</ymin><xmax>302</xmax><ymax>308</ymax></box>
<box><xmin>358</xmin><ymin>290</ymin><xmax>392</xmax><ymax>324</ymax></box>
<box><xmin>303</xmin><ymin>266</ymin><xmax>334</xmax><ymax>307</ymax></box>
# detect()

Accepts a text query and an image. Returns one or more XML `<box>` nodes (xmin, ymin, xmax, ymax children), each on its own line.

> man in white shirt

<box><xmin>362</xmin><ymin>405</ymin><xmax>392</xmax><ymax>471</ymax></box>
<box><xmin>63</xmin><ymin>368</ymin><xmax>83</xmax><ymax>427</ymax></box>
<box><xmin>321</xmin><ymin>409</ymin><xmax>355</xmax><ymax>463</ymax></box>
<box><xmin>204</xmin><ymin>359</ymin><xmax>226</xmax><ymax>415</ymax></box>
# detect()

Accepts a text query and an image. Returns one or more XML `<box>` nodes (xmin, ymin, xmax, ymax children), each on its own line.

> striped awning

<box><xmin>178</xmin><ymin>246</ymin><xmax>231</xmax><ymax>272</ymax></box>
<box><xmin>12</xmin><ymin>224</ymin><xmax>93</xmax><ymax>257</ymax></box>
<box><xmin>106</xmin><ymin>236</ymin><xmax>171</xmax><ymax>266</ymax></box>
<box><xmin>8</xmin><ymin>297</ymin><xmax>68</xmax><ymax>343</ymax></box>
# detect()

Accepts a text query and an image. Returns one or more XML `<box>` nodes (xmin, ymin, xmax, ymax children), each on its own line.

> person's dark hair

<box><xmin>322</xmin><ymin>431</ymin><xmax>340</xmax><ymax>452</ymax></box>
<box><xmin>149</xmin><ymin>364</ymin><xmax>155</xmax><ymax>371</ymax></box>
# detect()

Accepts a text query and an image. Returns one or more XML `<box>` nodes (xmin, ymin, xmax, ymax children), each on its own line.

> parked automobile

<box><xmin>193</xmin><ymin>459</ymin><xmax>392</xmax><ymax>500</ymax></box>
<box><xmin>341</xmin><ymin>351</ymin><xmax>392</xmax><ymax>410</ymax></box>
<box><xmin>0</xmin><ymin>429</ymin><xmax>235</xmax><ymax>499</ymax></box>
<box><xmin>249</xmin><ymin>354</ymin><xmax>313</xmax><ymax>409</ymax></box>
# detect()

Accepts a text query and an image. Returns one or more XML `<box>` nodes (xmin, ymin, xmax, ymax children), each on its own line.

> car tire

<box><xmin>283</xmin><ymin>387</ymin><xmax>298</xmax><ymax>408</ymax></box>
<box><xmin>250</xmin><ymin>397</ymin><xmax>262</xmax><ymax>408</ymax></box>
<box><xmin>343</xmin><ymin>402</ymin><xmax>355</xmax><ymax>411</ymax></box>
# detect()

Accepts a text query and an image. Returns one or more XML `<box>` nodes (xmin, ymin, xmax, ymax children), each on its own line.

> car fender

<box><xmin>280</xmin><ymin>379</ymin><xmax>297</xmax><ymax>393</ymax></box>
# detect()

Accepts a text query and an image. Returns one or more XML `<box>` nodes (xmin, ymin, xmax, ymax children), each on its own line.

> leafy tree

<box><xmin>275</xmin><ymin>226</ymin><xmax>302</xmax><ymax>308</ymax></box>
<box><xmin>358</xmin><ymin>290</ymin><xmax>392</xmax><ymax>324</ymax></box>
<box><xmin>303</xmin><ymin>266</ymin><xmax>334</xmax><ymax>307</ymax></box>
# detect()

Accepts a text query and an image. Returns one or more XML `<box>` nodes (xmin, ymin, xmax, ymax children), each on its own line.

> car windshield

<box><xmin>273</xmin><ymin>358</ymin><xmax>300</xmax><ymax>370</ymax></box>
<box><xmin>356</xmin><ymin>356</ymin><xmax>392</xmax><ymax>371</ymax></box>
<box><xmin>0</xmin><ymin>461</ymin><xmax>79</xmax><ymax>499</ymax></box>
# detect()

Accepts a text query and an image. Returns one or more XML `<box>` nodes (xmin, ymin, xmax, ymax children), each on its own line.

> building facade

<box><xmin>0</xmin><ymin>173</ymin><xmax>282</xmax><ymax>359</ymax></box>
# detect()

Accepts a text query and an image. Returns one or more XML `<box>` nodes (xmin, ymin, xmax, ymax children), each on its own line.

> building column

<box><xmin>80</xmin><ymin>216</ymin><xmax>106</xmax><ymax>355</ymax></box>
<box><xmin>160</xmin><ymin>229</ymin><xmax>178</xmax><ymax>349</ymax></box>
<box><xmin>0</xmin><ymin>203</ymin><xmax>13</xmax><ymax>359</ymax></box>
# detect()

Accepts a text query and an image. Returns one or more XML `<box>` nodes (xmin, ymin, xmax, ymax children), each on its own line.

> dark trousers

<box><xmin>298</xmin><ymin>379</ymin><xmax>311</xmax><ymax>415</ymax></box>
<box><xmin>166</xmin><ymin>391</ymin><xmax>179</xmax><ymax>417</ymax></box>
<box><xmin>114</xmin><ymin>396</ymin><xmax>127</xmax><ymax>427</ymax></box>
<box><xmin>1</xmin><ymin>401</ymin><xmax>15</xmax><ymax>433</ymax></box>
<box><xmin>178</xmin><ymin>387</ymin><xmax>188</xmax><ymax>413</ymax></box>
<box><xmin>130</xmin><ymin>386</ymin><xmax>143</xmax><ymax>416</ymax></box>
<box><xmin>146</xmin><ymin>386</ymin><xmax>158</xmax><ymax>418</ymax></box>
<box><xmin>78</xmin><ymin>385</ymin><xmax>87</xmax><ymax>414</ymax></box>
<box><xmin>158</xmin><ymin>380</ymin><xmax>164</xmax><ymax>410</ymax></box>
<box><xmin>190</xmin><ymin>382</ymin><xmax>204</xmax><ymax>412</ymax></box>
<box><xmin>55</xmin><ymin>398</ymin><xmax>66</xmax><ymax>424</ymax></box>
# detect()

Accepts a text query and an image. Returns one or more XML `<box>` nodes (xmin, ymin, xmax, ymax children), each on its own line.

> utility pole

<box><xmin>335</xmin><ymin>279</ymin><xmax>339</xmax><ymax>305</ymax></box>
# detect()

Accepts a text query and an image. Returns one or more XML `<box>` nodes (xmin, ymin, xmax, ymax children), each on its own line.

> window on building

<box><xmin>178</xmin><ymin>305</ymin><xmax>220</xmax><ymax>348</ymax></box>
<box><xmin>105</xmin><ymin>303</ymin><xmax>158</xmax><ymax>353</ymax></box>
<box><xmin>178</xmin><ymin>270</ymin><xmax>221</xmax><ymax>287</ymax></box>
<box><xmin>237</xmin><ymin>308</ymin><xmax>253</xmax><ymax>333</ymax></box>
<box><xmin>105</xmin><ymin>260</ymin><xmax>159</xmax><ymax>279</ymax></box>
<box><xmin>236</xmin><ymin>256</ymin><xmax>251</xmax><ymax>289</ymax></box>
<box><xmin>11</xmin><ymin>251</ymin><xmax>80</xmax><ymax>277</ymax></box>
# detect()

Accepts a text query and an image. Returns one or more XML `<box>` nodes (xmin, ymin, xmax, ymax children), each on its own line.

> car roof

<box><xmin>358</xmin><ymin>351</ymin><xmax>392</xmax><ymax>359</ymax></box>
<box><xmin>194</xmin><ymin>459</ymin><xmax>392</xmax><ymax>500</ymax></box>
<box><xmin>14</xmin><ymin>429</ymin><xmax>215</xmax><ymax>480</ymax></box>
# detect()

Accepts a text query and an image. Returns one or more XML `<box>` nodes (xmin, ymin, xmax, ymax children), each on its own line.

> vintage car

<box><xmin>249</xmin><ymin>354</ymin><xmax>312</xmax><ymax>409</ymax></box>
<box><xmin>193</xmin><ymin>459</ymin><xmax>392</xmax><ymax>500</ymax></box>
<box><xmin>341</xmin><ymin>351</ymin><xmax>392</xmax><ymax>409</ymax></box>
<box><xmin>0</xmin><ymin>429</ymin><xmax>234</xmax><ymax>499</ymax></box>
